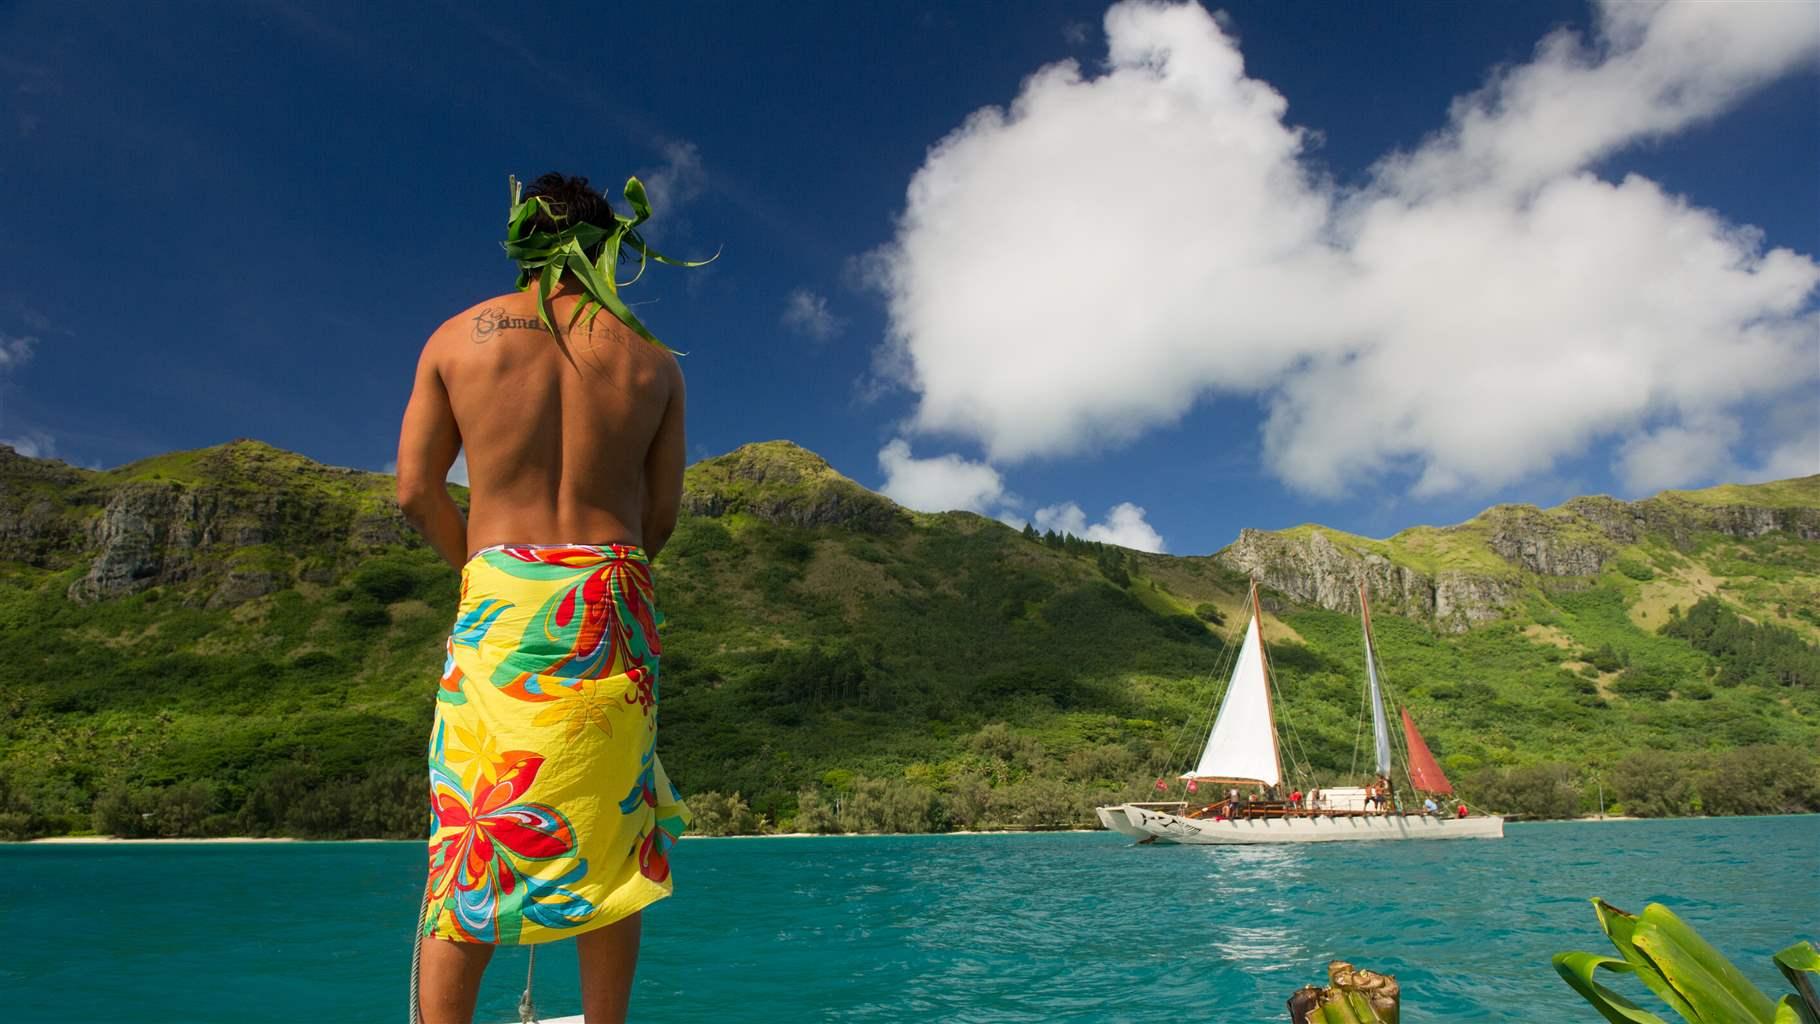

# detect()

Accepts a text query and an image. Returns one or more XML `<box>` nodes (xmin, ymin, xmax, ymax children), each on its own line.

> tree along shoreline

<box><xmin>5</xmin><ymin>736</ymin><xmax>1815</xmax><ymax>841</ymax></box>
<box><xmin>17</xmin><ymin>812</ymin><xmax>1820</xmax><ymax>845</ymax></box>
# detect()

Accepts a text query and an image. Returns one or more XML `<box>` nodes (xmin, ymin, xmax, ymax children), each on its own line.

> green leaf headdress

<box><xmin>503</xmin><ymin>174</ymin><xmax>717</xmax><ymax>352</ymax></box>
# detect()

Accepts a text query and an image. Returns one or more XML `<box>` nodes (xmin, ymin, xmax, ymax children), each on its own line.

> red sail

<box><xmin>1400</xmin><ymin>706</ymin><xmax>1453</xmax><ymax>795</ymax></box>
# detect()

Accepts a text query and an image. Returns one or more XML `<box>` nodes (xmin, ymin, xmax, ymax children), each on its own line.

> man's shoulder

<box><xmin>586</xmin><ymin>312</ymin><xmax>685</xmax><ymax>382</ymax></box>
<box><xmin>648</xmin><ymin>334</ymin><xmax>684</xmax><ymax>379</ymax></box>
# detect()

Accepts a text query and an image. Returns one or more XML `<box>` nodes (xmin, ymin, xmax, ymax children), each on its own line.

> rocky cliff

<box><xmin>1216</xmin><ymin>528</ymin><xmax>1521</xmax><ymax>631</ymax></box>
<box><xmin>0</xmin><ymin>445</ymin><xmax>95</xmax><ymax>567</ymax></box>
<box><xmin>0</xmin><ymin>440</ymin><xmax>416</xmax><ymax>607</ymax></box>
<box><xmin>1215</xmin><ymin>476</ymin><xmax>1820</xmax><ymax>632</ymax></box>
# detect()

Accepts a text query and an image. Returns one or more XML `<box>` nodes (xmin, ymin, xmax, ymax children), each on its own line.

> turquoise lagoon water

<box><xmin>3</xmin><ymin>816</ymin><xmax>1816</xmax><ymax>1023</ymax></box>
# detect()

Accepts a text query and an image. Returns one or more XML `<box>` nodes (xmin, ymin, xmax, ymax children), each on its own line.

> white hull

<box><xmin>1095</xmin><ymin>802</ymin><xmax>1183</xmax><ymax>838</ymax></box>
<box><xmin>1096</xmin><ymin>805</ymin><xmax>1144</xmax><ymax>837</ymax></box>
<box><xmin>1122</xmin><ymin>805</ymin><xmax>1504</xmax><ymax>844</ymax></box>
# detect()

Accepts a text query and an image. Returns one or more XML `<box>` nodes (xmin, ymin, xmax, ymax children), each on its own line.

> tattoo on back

<box><xmin>470</xmin><ymin>307</ymin><xmax>550</xmax><ymax>344</ymax></box>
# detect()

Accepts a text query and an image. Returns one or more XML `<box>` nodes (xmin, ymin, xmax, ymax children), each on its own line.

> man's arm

<box><xmin>395</xmin><ymin>341</ymin><xmax>468</xmax><ymax>570</ymax></box>
<box><xmin>641</xmin><ymin>361</ymin><xmax>686</xmax><ymax>559</ymax></box>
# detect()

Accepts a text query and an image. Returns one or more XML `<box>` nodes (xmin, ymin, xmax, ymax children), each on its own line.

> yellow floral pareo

<box><xmin>421</xmin><ymin>543</ymin><xmax>688</xmax><ymax>945</ymax></box>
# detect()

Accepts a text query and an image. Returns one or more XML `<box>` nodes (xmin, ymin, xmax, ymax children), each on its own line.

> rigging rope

<box><xmin>1156</xmin><ymin>593</ymin><xmax>1317</xmax><ymax>793</ymax></box>
<box><xmin>1367</xmin><ymin>638</ymin><xmax>1429</xmax><ymax>815</ymax></box>
<box><xmin>1147</xmin><ymin>617</ymin><xmax>1242</xmax><ymax>787</ymax></box>
<box><xmin>1182</xmin><ymin>631</ymin><xmax>1240</xmax><ymax>771</ymax></box>
<box><xmin>1373</xmin><ymin>661</ymin><xmax>1492</xmax><ymax>817</ymax></box>
<box><xmin>1262</xmin><ymin>648</ymin><xmax>1318</xmax><ymax>786</ymax></box>
<box><xmin>1162</xmin><ymin>597</ymin><xmax>1322</xmax><ymax>794</ymax></box>
<box><xmin>518</xmin><ymin>946</ymin><xmax>538</xmax><ymax>1023</ymax></box>
<box><xmin>407</xmin><ymin>883</ymin><xmax>431</xmax><ymax>1024</ymax></box>
<box><xmin>1151</xmin><ymin>664</ymin><xmax>1218</xmax><ymax>783</ymax></box>
<box><xmin>407</xmin><ymin>885</ymin><xmax>541</xmax><ymax>1024</ymax></box>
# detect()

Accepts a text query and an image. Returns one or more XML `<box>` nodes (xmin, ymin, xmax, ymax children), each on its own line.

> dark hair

<box><xmin>521</xmin><ymin>173</ymin><xmax>618</xmax><ymax>260</ymax></box>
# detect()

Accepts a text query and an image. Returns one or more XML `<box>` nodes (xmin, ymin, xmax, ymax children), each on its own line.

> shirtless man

<box><xmin>395</xmin><ymin>173</ymin><xmax>686</xmax><ymax>1024</ymax></box>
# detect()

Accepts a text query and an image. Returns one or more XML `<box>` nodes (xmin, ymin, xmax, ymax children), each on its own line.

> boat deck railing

<box><xmin>1181</xmin><ymin>801</ymin><xmax>1468</xmax><ymax>821</ymax></box>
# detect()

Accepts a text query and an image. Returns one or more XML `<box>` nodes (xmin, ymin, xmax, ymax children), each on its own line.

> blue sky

<box><xmin>1</xmin><ymin>0</ymin><xmax>1815</xmax><ymax>555</ymax></box>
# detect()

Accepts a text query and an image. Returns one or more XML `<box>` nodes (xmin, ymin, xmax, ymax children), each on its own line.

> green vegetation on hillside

<box><xmin>0</xmin><ymin>441</ymin><xmax>1815</xmax><ymax>840</ymax></box>
<box><xmin>1661</xmin><ymin>475</ymin><xmax>1820</xmax><ymax>509</ymax></box>
<box><xmin>1663</xmin><ymin>596</ymin><xmax>1820</xmax><ymax>688</ymax></box>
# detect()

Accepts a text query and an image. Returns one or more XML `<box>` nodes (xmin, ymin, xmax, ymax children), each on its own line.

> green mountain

<box><xmin>0</xmin><ymin>438</ymin><xmax>1815</xmax><ymax>839</ymax></box>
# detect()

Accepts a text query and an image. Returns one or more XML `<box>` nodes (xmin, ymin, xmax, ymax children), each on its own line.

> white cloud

<box><xmin>0</xmin><ymin>332</ymin><xmax>36</xmax><ymax>371</ymax></box>
<box><xmin>1607</xmin><ymin>400</ymin><xmax>1819</xmax><ymax>493</ymax></box>
<box><xmin>1376</xmin><ymin>2</ymin><xmax>1820</xmax><ymax>202</ymax></box>
<box><xmin>1034</xmin><ymin>500</ymin><xmax>1167</xmax><ymax>552</ymax></box>
<box><xmin>639</xmin><ymin>139</ymin><xmax>705</xmax><ymax>212</ymax></box>
<box><xmin>1744</xmin><ymin>407</ymin><xmax>1820</xmax><ymax>484</ymax></box>
<box><xmin>1614</xmin><ymin>415</ymin><xmax>1743</xmax><ymax>494</ymax></box>
<box><xmin>1032</xmin><ymin>503</ymin><xmax>1084</xmax><ymax>535</ymax></box>
<box><xmin>1</xmin><ymin>429</ymin><xmax>54</xmax><ymax>459</ymax></box>
<box><xmin>781</xmin><ymin>288</ymin><xmax>843</xmax><ymax>341</ymax></box>
<box><xmin>872</xmin><ymin>0</ymin><xmax>1820</xmax><ymax>499</ymax></box>
<box><xmin>995</xmin><ymin>510</ymin><xmax>1030</xmax><ymax>530</ymax></box>
<box><xmin>0</xmin><ymin>332</ymin><xmax>47</xmax><ymax>461</ymax></box>
<box><xmin>876</xmin><ymin>438</ymin><xmax>1006</xmax><ymax>513</ymax></box>
<box><xmin>1755</xmin><ymin>434</ymin><xmax>1820</xmax><ymax>482</ymax></box>
<box><xmin>875</xmin><ymin>437</ymin><xmax>1170</xmax><ymax>551</ymax></box>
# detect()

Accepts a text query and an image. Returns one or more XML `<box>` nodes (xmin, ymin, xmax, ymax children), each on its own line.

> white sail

<box><xmin>1361</xmin><ymin>589</ymin><xmax>1391</xmax><ymax>776</ymax></box>
<box><xmin>1183</xmin><ymin>613</ymin><xmax>1280</xmax><ymax>786</ymax></box>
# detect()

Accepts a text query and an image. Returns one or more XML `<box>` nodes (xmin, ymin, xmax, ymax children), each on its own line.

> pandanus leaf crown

<box><xmin>502</xmin><ymin>175</ymin><xmax>718</xmax><ymax>353</ymax></box>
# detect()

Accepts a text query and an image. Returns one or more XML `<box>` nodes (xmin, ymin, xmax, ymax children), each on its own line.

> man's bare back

<box><xmin>395</xmin><ymin>279</ymin><xmax>686</xmax><ymax>569</ymax></box>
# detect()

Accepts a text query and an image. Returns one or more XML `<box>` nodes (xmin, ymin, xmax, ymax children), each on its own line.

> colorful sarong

<box><xmin>422</xmin><ymin>543</ymin><xmax>688</xmax><ymax>945</ymax></box>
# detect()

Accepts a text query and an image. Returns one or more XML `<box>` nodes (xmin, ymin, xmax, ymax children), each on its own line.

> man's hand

<box><xmin>395</xmin><ymin>342</ymin><xmax>469</xmax><ymax>569</ymax></box>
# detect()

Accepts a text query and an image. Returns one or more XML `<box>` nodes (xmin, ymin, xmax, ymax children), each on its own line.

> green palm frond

<box><xmin>1553</xmin><ymin>898</ymin><xmax>1819</xmax><ymax>1024</ymax></box>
